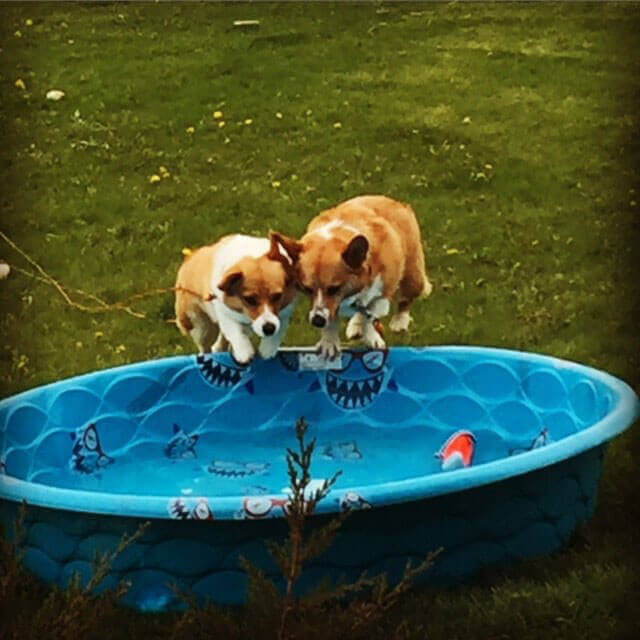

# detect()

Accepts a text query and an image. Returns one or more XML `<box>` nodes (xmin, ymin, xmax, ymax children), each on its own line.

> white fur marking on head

<box><xmin>311</xmin><ymin>220</ymin><xmax>361</xmax><ymax>239</ymax></box>
<box><xmin>309</xmin><ymin>289</ymin><xmax>330</xmax><ymax>323</ymax></box>
<box><xmin>211</xmin><ymin>235</ymin><xmax>271</xmax><ymax>298</ymax></box>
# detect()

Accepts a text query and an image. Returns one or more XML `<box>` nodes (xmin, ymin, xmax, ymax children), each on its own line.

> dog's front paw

<box><xmin>231</xmin><ymin>341</ymin><xmax>255</xmax><ymax>365</ymax></box>
<box><xmin>345</xmin><ymin>313</ymin><xmax>365</xmax><ymax>340</ymax></box>
<box><xmin>315</xmin><ymin>335</ymin><xmax>341</xmax><ymax>360</ymax></box>
<box><xmin>258</xmin><ymin>338</ymin><xmax>280</xmax><ymax>359</ymax></box>
<box><xmin>363</xmin><ymin>324</ymin><xmax>386</xmax><ymax>350</ymax></box>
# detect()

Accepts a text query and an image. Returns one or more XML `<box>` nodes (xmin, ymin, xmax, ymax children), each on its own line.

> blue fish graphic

<box><xmin>70</xmin><ymin>423</ymin><xmax>114</xmax><ymax>474</ymax></box>
<box><xmin>321</xmin><ymin>441</ymin><xmax>363</xmax><ymax>461</ymax></box>
<box><xmin>165</xmin><ymin>424</ymin><xmax>199</xmax><ymax>460</ymax></box>
<box><xmin>509</xmin><ymin>428</ymin><xmax>551</xmax><ymax>456</ymax></box>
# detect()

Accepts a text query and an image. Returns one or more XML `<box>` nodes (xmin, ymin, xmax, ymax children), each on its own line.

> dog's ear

<box><xmin>342</xmin><ymin>235</ymin><xmax>369</xmax><ymax>270</ymax></box>
<box><xmin>218</xmin><ymin>271</ymin><xmax>244</xmax><ymax>295</ymax></box>
<box><xmin>268</xmin><ymin>231</ymin><xmax>302</xmax><ymax>265</ymax></box>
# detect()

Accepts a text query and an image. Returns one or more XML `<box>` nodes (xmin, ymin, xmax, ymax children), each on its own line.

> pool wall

<box><xmin>0</xmin><ymin>443</ymin><xmax>605</xmax><ymax>611</ymax></box>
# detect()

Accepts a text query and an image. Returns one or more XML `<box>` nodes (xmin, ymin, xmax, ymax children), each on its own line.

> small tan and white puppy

<box><xmin>174</xmin><ymin>234</ymin><xmax>297</xmax><ymax>364</ymax></box>
<box><xmin>271</xmin><ymin>195</ymin><xmax>432</xmax><ymax>359</ymax></box>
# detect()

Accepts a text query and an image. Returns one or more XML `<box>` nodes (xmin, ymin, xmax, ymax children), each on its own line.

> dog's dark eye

<box><xmin>326</xmin><ymin>285</ymin><xmax>341</xmax><ymax>296</ymax></box>
<box><xmin>270</xmin><ymin>292</ymin><xmax>282</xmax><ymax>304</ymax></box>
<box><xmin>243</xmin><ymin>295</ymin><xmax>258</xmax><ymax>307</ymax></box>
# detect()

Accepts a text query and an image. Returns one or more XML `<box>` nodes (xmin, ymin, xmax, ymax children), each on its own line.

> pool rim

<box><xmin>1</xmin><ymin>345</ymin><xmax>638</xmax><ymax>520</ymax></box>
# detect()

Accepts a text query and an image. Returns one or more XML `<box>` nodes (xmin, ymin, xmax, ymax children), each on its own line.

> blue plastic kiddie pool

<box><xmin>0</xmin><ymin>346</ymin><xmax>638</xmax><ymax>611</ymax></box>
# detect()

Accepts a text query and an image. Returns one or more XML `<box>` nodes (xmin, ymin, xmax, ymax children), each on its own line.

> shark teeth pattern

<box><xmin>196</xmin><ymin>354</ymin><xmax>246</xmax><ymax>388</ymax></box>
<box><xmin>326</xmin><ymin>372</ymin><xmax>384</xmax><ymax>409</ymax></box>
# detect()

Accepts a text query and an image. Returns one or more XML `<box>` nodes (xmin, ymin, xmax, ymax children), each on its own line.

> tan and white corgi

<box><xmin>174</xmin><ymin>234</ymin><xmax>297</xmax><ymax>364</ymax></box>
<box><xmin>271</xmin><ymin>195</ymin><xmax>432</xmax><ymax>358</ymax></box>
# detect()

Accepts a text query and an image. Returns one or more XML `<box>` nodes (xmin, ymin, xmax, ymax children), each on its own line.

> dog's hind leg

<box><xmin>211</xmin><ymin>331</ymin><xmax>228</xmax><ymax>353</ymax></box>
<box><xmin>182</xmin><ymin>308</ymin><xmax>218</xmax><ymax>353</ymax></box>
<box><xmin>192</xmin><ymin>320</ymin><xmax>218</xmax><ymax>353</ymax></box>
<box><xmin>390</xmin><ymin>267</ymin><xmax>431</xmax><ymax>333</ymax></box>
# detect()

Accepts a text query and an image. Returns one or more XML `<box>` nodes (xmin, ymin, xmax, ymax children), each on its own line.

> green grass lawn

<box><xmin>1</xmin><ymin>2</ymin><xmax>639</xmax><ymax>638</ymax></box>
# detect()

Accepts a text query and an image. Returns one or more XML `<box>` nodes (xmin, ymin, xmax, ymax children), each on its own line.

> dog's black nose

<box><xmin>262</xmin><ymin>322</ymin><xmax>276</xmax><ymax>336</ymax></box>
<box><xmin>311</xmin><ymin>314</ymin><xmax>326</xmax><ymax>328</ymax></box>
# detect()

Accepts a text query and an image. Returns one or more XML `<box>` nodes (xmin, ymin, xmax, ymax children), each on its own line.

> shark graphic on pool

<box><xmin>196</xmin><ymin>353</ymin><xmax>251</xmax><ymax>389</ymax></box>
<box><xmin>168</xmin><ymin>497</ymin><xmax>214</xmax><ymax>520</ymax></box>
<box><xmin>165</xmin><ymin>424</ymin><xmax>198</xmax><ymax>460</ymax></box>
<box><xmin>69</xmin><ymin>423</ymin><xmax>114</xmax><ymax>475</ymax></box>
<box><xmin>279</xmin><ymin>348</ymin><xmax>394</xmax><ymax>410</ymax></box>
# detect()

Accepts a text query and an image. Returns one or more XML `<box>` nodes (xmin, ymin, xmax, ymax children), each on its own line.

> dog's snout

<box><xmin>262</xmin><ymin>322</ymin><xmax>276</xmax><ymax>336</ymax></box>
<box><xmin>311</xmin><ymin>314</ymin><xmax>326</xmax><ymax>328</ymax></box>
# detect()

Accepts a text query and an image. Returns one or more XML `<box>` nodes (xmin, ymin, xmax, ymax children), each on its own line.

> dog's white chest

<box><xmin>340</xmin><ymin>276</ymin><xmax>384</xmax><ymax>316</ymax></box>
<box><xmin>212</xmin><ymin>299</ymin><xmax>250</xmax><ymax>325</ymax></box>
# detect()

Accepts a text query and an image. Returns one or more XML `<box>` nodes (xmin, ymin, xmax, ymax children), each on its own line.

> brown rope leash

<box><xmin>0</xmin><ymin>229</ymin><xmax>214</xmax><ymax>321</ymax></box>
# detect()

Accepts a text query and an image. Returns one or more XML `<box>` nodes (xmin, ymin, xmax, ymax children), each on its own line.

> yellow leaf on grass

<box><xmin>182</xmin><ymin>247</ymin><xmax>193</xmax><ymax>256</ymax></box>
<box><xmin>186</xmin><ymin>126</ymin><xmax>195</xmax><ymax>134</ymax></box>
<box><xmin>15</xmin><ymin>78</ymin><xmax>26</xmax><ymax>90</ymax></box>
<box><xmin>446</xmin><ymin>248</ymin><xmax>461</xmax><ymax>255</ymax></box>
<box><xmin>213</xmin><ymin>110</ymin><xmax>223</xmax><ymax>119</ymax></box>
<box><xmin>149</xmin><ymin>174</ymin><xmax>161</xmax><ymax>184</ymax></box>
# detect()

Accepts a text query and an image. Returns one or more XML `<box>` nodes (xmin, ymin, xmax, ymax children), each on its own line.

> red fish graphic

<box><xmin>435</xmin><ymin>430</ymin><xmax>476</xmax><ymax>471</ymax></box>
